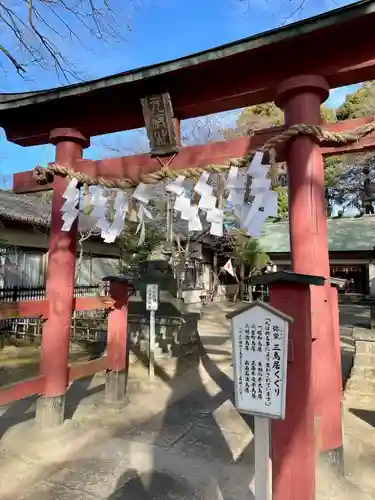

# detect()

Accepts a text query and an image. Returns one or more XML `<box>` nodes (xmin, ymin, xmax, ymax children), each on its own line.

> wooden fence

<box><xmin>0</xmin><ymin>284</ymin><xmax>110</xmax><ymax>340</ymax></box>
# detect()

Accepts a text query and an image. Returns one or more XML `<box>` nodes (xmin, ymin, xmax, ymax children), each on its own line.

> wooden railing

<box><xmin>0</xmin><ymin>293</ymin><xmax>115</xmax><ymax>406</ymax></box>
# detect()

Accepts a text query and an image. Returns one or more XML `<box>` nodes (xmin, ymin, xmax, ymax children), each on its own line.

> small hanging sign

<box><xmin>141</xmin><ymin>92</ymin><xmax>180</xmax><ymax>155</ymax></box>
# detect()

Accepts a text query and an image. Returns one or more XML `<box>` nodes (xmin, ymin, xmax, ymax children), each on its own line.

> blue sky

<box><xmin>0</xmin><ymin>0</ymin><xmax>361</xmax><ymax>187</ymax></box>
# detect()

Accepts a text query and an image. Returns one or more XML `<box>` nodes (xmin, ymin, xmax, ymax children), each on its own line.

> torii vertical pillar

<box><xmin>36</xmin><ymin>128</ymin><xmax>89</xmax><ymax>429</ymax></box>
<box><xmin>275</xmin><ymin>76</ymin><xmax>343</xmax><ymax>461</ymax></box>
<box><xmin>103</xmin><ymin>275</ymin><xmax>133</xmax><ymax>404</ymax></box>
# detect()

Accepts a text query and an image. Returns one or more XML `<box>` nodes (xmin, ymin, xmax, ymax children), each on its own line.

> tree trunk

<box><xmin>232</xmin><ymin>270</ymin><xmax>240</xmax><ymax>303</ymax></box>
<box><xmin>240</xmin><ymin>262</ymin><xmax>245</xmax><ymax>301</ymax></box>
<box><xmin>212</xmin><ymin>252</ymin><xmax>218</xmax><ymax>300</ymax></box>
<box><xmin>176</xmin><ymin>255</ymin><xmax>184</xmax><ymax>299</ymax></box>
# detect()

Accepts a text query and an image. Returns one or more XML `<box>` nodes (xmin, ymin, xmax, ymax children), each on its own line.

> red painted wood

<box><xmin>39</xmin><ymin>130</ymin><xmax>88</xmax><ymax>398</ymax></box>
<box><xmin>0</xmin><ymin>300</ymin><xmax>49</xmax><ymax>319</ymax></box>
<box><xmin>12</xmin><ymin>117</ymin><xmax>375</xmax><ymax>194</ymax></box>
<box><xmin>68</xmin><ymin>356</ymin><xmax>108</xmax><ymax>382</ymax></box>
<box><xmin>0</xmin><ymin>376</ymin><xmax>45</xmax><ymax>406</ymax></box>
<box><xmin>0</xmin><ymin>297</ymin><xmax>113</xmax><ymax>320</ymax></box>
<box><xmin>107</xmin><ymin>281</ymin><xmax>129</xmax><ymax>372</ymax></box>
<box><xmin>329</xmin><ymin>285</ymin><xmax>344</xmax><ymax>445</ymax></box>
<box><xmin>270</xmin><ymin>283</ymin><xmax>316</xmax><ymax>500</ymax></box>
<box><xmin>276</xmin><ymin>75</ymin><xmax>342</xmax><ymax>453</ymax></box>
<box><xmin>73</xmin><ymin>296</ymin><xmax>114</xmax><ymax>312</ymax></box>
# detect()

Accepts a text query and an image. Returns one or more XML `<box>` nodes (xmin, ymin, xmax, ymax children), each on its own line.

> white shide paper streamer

<box><xmin>61</xmin><ymin>178</ymin><xmax>80</xmax><ymax>232</ymax></box>
<box><xmin>60</xmin><ymin>150</ymin><xmax>279</xmax><ymax>245</ymax></box>
<box><xmin>90</xmin><ymin>186</ymin><xmax>111</xmax><ymax>238</ymax></box>
<box><xmin>243</xmin><ymin>152</ymin><xmax>278</xmax><ymax>237</ymax></box>
<box><xmin>102</xmin><ymin>190</ymin><xmax>129</xmax><ymax>243</ymax></box>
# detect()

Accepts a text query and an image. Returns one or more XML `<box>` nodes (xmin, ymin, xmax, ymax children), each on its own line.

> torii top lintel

<box><xmin>1</xmin><ymin>0</ymin><xmax>375</xmax><ymax>147</ymax></box>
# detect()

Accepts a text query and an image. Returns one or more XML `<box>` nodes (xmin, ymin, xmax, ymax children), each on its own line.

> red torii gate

<box><xmin>2</xmin><ymin>1</ymin><xmax>375</xmax><ymax>498</ymax></box>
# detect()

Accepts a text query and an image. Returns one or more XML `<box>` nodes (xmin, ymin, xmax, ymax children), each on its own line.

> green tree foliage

<box><xmin>222</xmin><ymin>89</ymin><xmax>375</xmax><ymax>216</ymax></box>
<box><xmin>324</xmin><ymin>155</ymin><xmax>342</xmax><ymax>187</ymax></box>
<box><xmin>274</xmin><ymin>187</ymin><xmax>289</xmax><ymax>220</ymax></box>
<box><xmin>118</xmin><ymin>221</ymin><xmax>165</xmax><ymax>275</ymax></box>
<box><xmin>327</xmin><ymin>83</ymin><xmax>375</xmax><ymax>212</ymax></box>
<box><xmin>229</xmin><ymin>228</ymin><xmax>269</xmax><ymax>301</ymax></box>
<box><xmin>320</xmin><ymin>106</ymin><xmax>336</xmax><ymax>123</ymax></box>
<box><xmin>223</xmin><ymin>102</ymin><xmax>336</xmax><ymax>139</ymax></box>
<box><xmin>336</xmin><ymin>82</ymin><xmax>375</xmax><ymax>120</ymax></box>
<box><xmin>231</xmin><ymin>228</ymin><xmax>268</xmax><ymax>274</ymax></box>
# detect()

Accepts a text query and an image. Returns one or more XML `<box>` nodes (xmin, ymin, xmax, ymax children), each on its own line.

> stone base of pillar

<box><xmin>105</xmin><ymin>369</ymin><xmax>127</xmax><ymax>403</ymax></box>
<box><xmin>320</xmin><ymin>445</ymin><xmax>345</xmax><ymax>476</ymax></box>
<box><xmin>35</xmin><ymin>394</ymin><xmax>65</xmax><ymax>430</ymax></box>
<box><xmin>344</xmin><ymin>328</ymin><xmax>375</xmax><ymax>404</ymax></box>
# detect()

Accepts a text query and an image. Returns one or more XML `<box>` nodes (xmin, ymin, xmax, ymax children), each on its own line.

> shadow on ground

<box><xmin>1</xmin><ymin>301</ymin><xmax>370</xmax><ymax>499</ymax></box>
<box><xmin>339</xmin><ymin>305</ymin><xmax>370</xmax><ymax>328</ymax></box>
<box><xmin>17</xmin><ymin>349</ymin><xmax>256</xmax><ymax>500</ymax></box>
<box><xmin>109</xmin><ymin>351</ymin><xmax>255</xmax><ymax>500</ymax></box>
<box><xmin>0</xmin><ymin>375</ymin><xmax>104</xmax><ymax>440</ymax></box>
<box><xmin>349</xmin><ymin>408</ymin><xmax>375</xmax><ymax>428</ymax></box>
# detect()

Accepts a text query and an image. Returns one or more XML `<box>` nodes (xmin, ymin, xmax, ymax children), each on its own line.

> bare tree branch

<box><xmin>280</xmin><ymin>0</ymin><xmax>307</xmax><ymax>25</ymax></box>
<box><xmin>0</xmin><ymin>0</ymin><xmax>143</xmax><ymax>81</ymax></box>
<box><xmin>75</xmin><ymin>228</ymin><xmax>93</xmax><ymax>281</ymax></box>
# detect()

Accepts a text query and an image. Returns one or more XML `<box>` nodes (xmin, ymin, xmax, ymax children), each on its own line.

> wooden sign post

<box><xmin>146</xmin><ymin>283</ymin><xmax>159</xmax><ymax>379</ymax></box>
<box><xmin>227</xmin><ymin>301</ymin><xmax>293</xmax><ymax>500</ymax></box>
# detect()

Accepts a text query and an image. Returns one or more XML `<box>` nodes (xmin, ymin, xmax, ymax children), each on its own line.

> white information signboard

<box><xmin>230</xmin><ymin>300</ymin><xmax>291</xmax><ymax>419</ymax></box>
<box><xmin>228</xmin><ymin>300</ymin><xmax>293</xmax><ymax>500</ymax></box>
<box><xmin>146</xmin><ymin>284</ymin><xmax>159</xmax><ymax>311</ymax></box>
<box><xmin>146</xmin><ymin>284</ymin><xmax>158</xmax><ymax>379</ymax></box>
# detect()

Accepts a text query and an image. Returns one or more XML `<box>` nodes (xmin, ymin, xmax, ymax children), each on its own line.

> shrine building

<box><xmin>259</xmin><ymin>216</ymin><xmax>375</xmax><ymax>295</ymax></box>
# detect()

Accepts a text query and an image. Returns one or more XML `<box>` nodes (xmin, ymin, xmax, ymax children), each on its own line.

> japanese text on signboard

<box><xmin>232</xmin><ymin>304</ymin><xmax>289</xmax><ymax>419</ymax></box>
<box><xmin>146</xmin><ymin>284</ymin><xmax>159</xmax><ymax>311</ymax></box>
<box><xmin>141</xmin><ymin>93</ymin><xmax>179</xmax><ymax>154</ymax></box>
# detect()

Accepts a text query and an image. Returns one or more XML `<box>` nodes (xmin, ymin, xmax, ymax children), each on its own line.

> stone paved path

<box><xmin>0</xmin><ymin>303</ymin><xmax>374</xmax><ymax>499</ymax></box>
<box><xmin>10</xmin><ymin>357</ymin><xmax>257</xmax><ymax>500</ymax></box>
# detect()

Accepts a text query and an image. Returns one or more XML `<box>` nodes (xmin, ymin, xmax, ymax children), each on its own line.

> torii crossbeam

<box><xmin>12</xmin><ymin>116</ymin><xmax>375</xmax><ymax>194</ymax></box>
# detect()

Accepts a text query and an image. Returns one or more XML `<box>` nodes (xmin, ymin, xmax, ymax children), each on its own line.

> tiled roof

<box><xmin>0</xmin><ymin>189</ymin><xmax>97</xmax><ymax>233</ymax></box>
<box><xmin>0</xmin><ymin>189</ymin><xmax>215</xmax><ymax>243</ymax></box>
<box><xmin>259</xmin><ymin>216</ymin><xmax>375</xmax><ymax>253</ymax></box>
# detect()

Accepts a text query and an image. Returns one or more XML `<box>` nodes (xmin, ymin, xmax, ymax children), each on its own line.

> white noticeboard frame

<box><xmin>227</xmin><ymin>300</ymin><xmax>293</xmax><ymax>500</ymax></box>
<box><xmin>146</xmin><ymin>284</ymin><xmax>159</xmax><ymax>379</ymax></box>
<box><xmin>229</xmin><ymin>300</ymin><xmax>292</xmax><ymax>419</ymax></box>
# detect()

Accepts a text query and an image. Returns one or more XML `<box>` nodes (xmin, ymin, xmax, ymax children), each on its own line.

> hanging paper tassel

<box><xmin>61</xmin><ymin>178</ymin><xmax>80</xmax><ymax>231</ymax></box>
<box><xmin>207</xmin><ymin>207</ymin><xmax>224</xmax><ymax>237</ymax></box>
<box><xmin>90</xmin><ymin>185</ymin><xmax>110</xmax><ymax>238</ymax></box>
<box><xmin>194</xmin><ymin>172</ymin><xmax>212</xmax><ymax>196</ymax></box>
<box><xmin>130</xmin><ymin>182</ymin><xmax>154</xmax><ymax>246</ymax></box>
<box><xmin>166</xmin><ymin>175</ymin><xmax>186</xmax><ymax>196</ymax></box>
<box><xmin>226</xmin><ymin>166</ymin><xmax>246</xmax><ymax>209</ymax></box>
<box><xmin>136</xmin><ymin>202</ymin><xmax>153</xmax><ymax>246</ymax></box>
<box><xmin>132</xmin><ymin>182</ymin><xmax>154</xmax><ymax>204</ymax></box>
<box><xmin>174</xmin><ymin>192</ymin><xmax>191</xmax><ymax>213</ymax></box>
<box><xmin>231</xmin><ymin>150</ymin><xmax>278</xmax><ymax>237</ymax></box>
<box><xmin>198</xmin><ymin>192</ymin><xmax>216</xmax><ymax>211</ymax></box>
<box><xmin>102</xmin><ymin>190</ymin><xmax>129</xmax><ymax>243</ymax></box>
<box><xmin>187</xmin><ymin>206</ymin><xmax>203</xmax><ymax>232</ymax></box>
<box><xmin>247</xmin><ymin>151</ymin><xmax>268</xmax><ymax>179</ymax></box>
<box><xmin>208</xmin><ymin>150</ymin><xmax>279</xmax><ymax>238</ymax></box>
